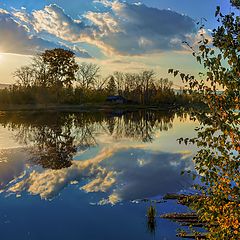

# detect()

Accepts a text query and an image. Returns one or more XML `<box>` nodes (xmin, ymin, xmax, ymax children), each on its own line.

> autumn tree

<box><xmin>230</xmin><ymin>0</ymin><xmax>240</xmax><ymax>8</ymax></box>
<box><xmin>13</xmin><ymin>49</ymin><xmax>78</xmax><ymax>89</ymax></box>
<box><xmin>170</xmin><ymin>2</ymin><xmax>240</xmax><ymax>239</ymax></box>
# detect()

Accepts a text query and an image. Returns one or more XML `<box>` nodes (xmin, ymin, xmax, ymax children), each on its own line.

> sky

<box><xmin>0</xmin><ymin>0</ymin><xmax>232</xmax><ymax>85</ymax></box>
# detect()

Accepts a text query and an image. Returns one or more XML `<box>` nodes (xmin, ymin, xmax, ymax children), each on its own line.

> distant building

<box><xmin>106</xmin><ymin>95</ymin><xmax>128</xmax><ymax>104</ymax></box>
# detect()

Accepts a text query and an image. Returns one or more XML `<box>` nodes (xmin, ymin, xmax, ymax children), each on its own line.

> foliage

<box><xmin>0</xmin><ymin>51</ymin><xmax>201</xmax><ymax>106</ymax></box>
<box><xmin>147</xmin><ymin>205</ymin><xmax>157</xmax><ymax>219</ymax></box>
<box><xmin>0</xmin><ymin>110</ymin><xmax>178</xmax><ymax>170</ymax></box>
<box><xmin>231</xmin><ymin>0</ymin><xmax>240</xmax><ymax>9</ymax></box>
<box><xmin>13</xmin><ymin>48</ymin><xmax>79</xmax><ymax>89</ymax></box>
<box><xmin>40</xmin><ymin>48</ymin><xmax>79</xmax><ymax>87</ymax></box>
<box><xmin>170</xmin><ymin>3</ymin><xmax>240</xmax><ymax>239</ymax></box>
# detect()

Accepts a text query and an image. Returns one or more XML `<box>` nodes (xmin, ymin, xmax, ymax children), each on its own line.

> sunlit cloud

<box><xmin>7</xmin><ymin>1</ymin><xmax>197</xmax><ymax>56</ymax></box>
<box><xmin>0</xmin><ymin>1</ymin><xmax>206</xmax><ymax>84</ymax></box>
<box><xmin>0</xmin><ymin>8</ymin><xmax>92</xmax><ymax>57</ymax></box>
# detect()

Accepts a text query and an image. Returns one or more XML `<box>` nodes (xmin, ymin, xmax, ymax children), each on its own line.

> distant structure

<box><xmin>106</xmin><ymin>95</ymin><xmax>128</xmax><ymax>104</ymax></box>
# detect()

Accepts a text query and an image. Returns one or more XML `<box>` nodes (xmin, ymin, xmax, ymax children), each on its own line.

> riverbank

<box><xmin>0</xmin><ymin>103</ymin><xmax>206</xmax><ymax>112</ymax></box>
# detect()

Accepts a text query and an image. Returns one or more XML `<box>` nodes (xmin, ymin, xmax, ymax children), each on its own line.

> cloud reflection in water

<box><xmin>0</xmin><ymin>110</ymin><xmax>196</xmax><ymax>204</ymax></box>
<box><xmin>5</xmin><ymin>147</ymin><xmax>193</xmax><ymax>204</ymax></box>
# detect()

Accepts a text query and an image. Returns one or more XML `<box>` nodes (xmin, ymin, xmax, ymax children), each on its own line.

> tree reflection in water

<box><xmin>0</xmin><ymin>110</ymin><xmax>181</xmax><ymax>170</ymax></box>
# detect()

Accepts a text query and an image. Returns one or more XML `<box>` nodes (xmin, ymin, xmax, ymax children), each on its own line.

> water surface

<box><xmin>0</xmin><ymin>110</ymin><xmax>198</xmax><ymax>240</ymax></box>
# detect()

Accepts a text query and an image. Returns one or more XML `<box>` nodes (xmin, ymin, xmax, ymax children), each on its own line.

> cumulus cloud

<box><xmin>6</xmin><ymin>1</ymin><xmax>197</xmax><ymax>56</ymax></box>
<box><xmin>84</xmin><ymin>11</ymin><xmax>120</xmax><ymax>34</ymax></box>
<box><xmin>0</xmin><ymin>8</ymin><xmax>91</xmax><ymax>57</ymax></box>
<box><xmin>95</xmin><ymin>1</ymin><xmax>196</xmax><ymax>54</ymax></box>
<box><xmin>0</xmin><ymin>9</ymin><xmax>52</xmax><ymax>54</ymax></box>
<box><xmin>29</xmin><ymin>4</ymin><xmax>115</xmax><ymax>55</ymax></box>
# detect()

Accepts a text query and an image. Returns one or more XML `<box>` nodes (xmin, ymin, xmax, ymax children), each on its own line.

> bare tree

<box><xmin>124</xmin><ymin>73</ymin><xmax>139</xmax><ymax>91</ymax></box>
<box><xmin>77</xmin><ymin>62</ymin><xmax>100</xmax><ymax>89</ymax></box>
<box><xmin>156</xmin><ymin>78</ymin><xmax>173</xmax><ymax>91</ymax></box>
<box><xmin>139</xmin><ymin>70</ymin><xmax>155</xmax><ymax>104</ymax></box>
<box><xmin>13</xmin><ymin>66</ymin><xmax>35</xmax><ymax>87</ymax></box>
<box><xmin>113</xmin><ymin>71</ymin><xmax>125</xmax><ymax>94</ymax></box>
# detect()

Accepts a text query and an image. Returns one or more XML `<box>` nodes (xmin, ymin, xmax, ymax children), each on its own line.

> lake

<box><xmin>0</xmin><ymin>110</ymin><xmax>199</xmax><ymax>240</ymax></box>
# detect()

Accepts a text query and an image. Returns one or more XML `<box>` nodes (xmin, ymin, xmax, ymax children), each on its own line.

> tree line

<box><xmin>0</xmin><ymin>48</ymin><xmax>200</xmax><ymax>106</ymax></box>
<box><xmin>0</xmin><ymin>110</ymin><xmax>180</xmax><ymax>169</ymax></box>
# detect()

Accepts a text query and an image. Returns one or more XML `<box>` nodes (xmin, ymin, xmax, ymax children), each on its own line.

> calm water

<box><xmin>0</xmin><ymin>110</ymin><xmax>198</xmax><ymax>240</ymax></box>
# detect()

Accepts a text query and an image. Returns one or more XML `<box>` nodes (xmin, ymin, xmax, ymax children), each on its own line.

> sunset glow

<box><xmin>0</xmin><ymin>0</ymin><xmax>231</xmax><ymax>84</ymax></box>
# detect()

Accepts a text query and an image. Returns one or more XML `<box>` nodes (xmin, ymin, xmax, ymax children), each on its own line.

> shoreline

<box><xmin>0</xmin><ymin>103</ymin><xmax>180</xmax><ymax>112</ymax></box>
<box><xmin>0</xmin><ymin>103</ymin><xmax>205</xmax><ymax>112</ymax></box>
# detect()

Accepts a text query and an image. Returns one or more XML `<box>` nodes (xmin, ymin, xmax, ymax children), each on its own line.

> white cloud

<box><xmin>89</xmin><ymin>0</ymin><xmax>196</xmax><ymax>54</ymax></box>
<box><xmin>84</xmin><ymin>11</ymin><xmax>120</xmax><ymax>34</ymax></box>
<box><xmin>29</xmin><ymin>4</ymin><xmax>115</xmax><ymax>55</ymax></box>
<box><xmin>0</xmin><ymin>8</ymin><xmax>92</xmax><ymax>57</ymax></box>
<box><xmin>7</xmin><ymin>147</ymin><xmax>116</xmax><ymax>199</ymax></box>
<box><xmin>0</xmin><ymin>148</ymin><xmax>28</xmax><ymax>190</ymax></box>
<box><xmin>6</xmin><ymin>1</ymin><xmax>197</xmax><ymax>56</ymax></box>
<box><xmin>98</xmin><ymin>193</ymin><xmax>120</xmax><ymax>205</ymax></box>
<box><xmin>0</xmin><ymin>8</ymin><xmax>9</xmax><ymax>14</ymax></box>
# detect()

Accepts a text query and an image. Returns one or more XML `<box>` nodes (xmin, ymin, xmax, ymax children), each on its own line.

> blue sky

<box><xmin>0</xmin><ymin>0</ymin><xmax>233</xmax><ymax>84</ymax></box>
<box><xmin>1</xmin><ymin>0</ymin><xmax>230</xmax><ymax>26</ymax></box>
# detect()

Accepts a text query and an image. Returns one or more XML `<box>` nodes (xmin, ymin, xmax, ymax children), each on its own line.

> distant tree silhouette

<box><xmin>106</xmin><ymin>76</ymin><xmax>117</xmax><ymax>95</ymax></box>
<box><xmin>41</xmin><ymin>48</ymin><xmax>79</xmax><ymax>88</ymax></box>
<box><xmin>77</xmin><ymin>62</ymin><xmax>100</xmax><ymax>89</ymax></box>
